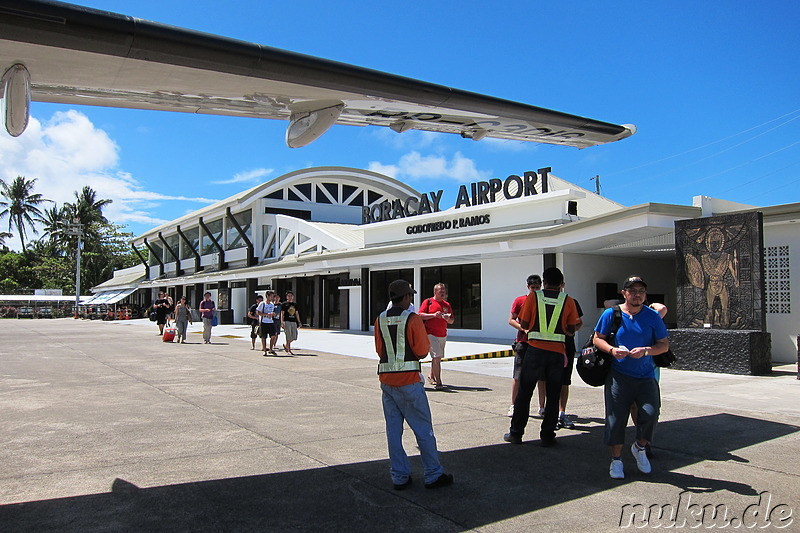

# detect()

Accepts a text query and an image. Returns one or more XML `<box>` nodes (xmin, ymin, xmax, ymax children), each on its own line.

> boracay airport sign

<box><xmin>361</xmin><ymin>167</ymin><xmax>552</xmax><ymax>224</ymax></box>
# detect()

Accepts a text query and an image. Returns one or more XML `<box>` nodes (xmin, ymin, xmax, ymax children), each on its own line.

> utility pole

<box><xmin>66</xmin><ymin>219</ymin><xmax>83</xmax><ymax>318</ymax></box>
<box><xmin>590</xmin><ymin>175</ymin><xmax>602</xmax><ymax>195</ymax></box>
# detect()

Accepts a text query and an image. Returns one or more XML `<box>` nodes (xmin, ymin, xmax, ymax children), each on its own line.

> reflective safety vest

<box><xmin>527</xmin><ymin>290</ymin><xmax>567</xmax><ymax>342</ymax></box>
<box><xmin>377</xmin><ymin>309</ymin><xmax>422</xmax><ymax>374</ymax></box>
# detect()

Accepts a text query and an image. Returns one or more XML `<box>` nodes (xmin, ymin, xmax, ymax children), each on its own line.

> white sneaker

<box><xmin>609</xmin><ymin>459</ymin><xmax>625</xmax><ymax>479</ymax></box>
<box><xmin>631</xmin><ymin>442</ymin><xmax>651</xmax><ymax>474</ymax></box>
<box><xmin>507</xmin><ymin>405</ymin><xmax>515</xmax><ymax>417</ymax></box>
<box><xmin>535</xmin><ymin>407</ymin><xmax>545</xmax><ymax>418</ymax></box>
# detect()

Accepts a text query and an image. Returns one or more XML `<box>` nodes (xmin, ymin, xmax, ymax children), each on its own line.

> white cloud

<box><xmin>0</xmin><ymin>110</ymin><xmax>217</xmax><ymax>250</ymax></box>
<box><xmin>368</xmin><ymin>151</ymin><xmax>491</xmax><ymax>184</ymax></box>
<box><xmin>367</xmin><ymin>162</ymin><xmax>399</xmax><ymax>178</ymax></box>
<box><xmin>212</xmin><ymin>167</ymin><xmax>273</xmax><ymax>185</ymax></box>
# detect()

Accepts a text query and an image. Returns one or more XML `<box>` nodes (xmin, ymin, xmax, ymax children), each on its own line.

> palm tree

<box><xmin>36</xmin><ymin>203</ymin><xmax>68</xmax><ymax>248</ymax></box>
<box><xmin>64</xmin><ymin>186</ymin><xmax>112</xmax><ymax>228</ymax></box>
<box><xmin>0</xmin><ymin>176</ymin><xmax>50</xmax><ymax>251</ymax></box>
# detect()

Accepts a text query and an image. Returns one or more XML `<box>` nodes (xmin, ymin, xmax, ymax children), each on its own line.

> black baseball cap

<box><xmin>622</xmin><ymin>276</ymin><xmax>647</xmax><ymax>290</ymax></box>
<box><xmin>388</xmin><ymin>280</ymin><xmax>416</xmax><ymax>299</ymax></box>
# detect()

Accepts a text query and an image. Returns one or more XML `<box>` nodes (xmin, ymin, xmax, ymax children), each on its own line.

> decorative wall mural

<box><xmin>675</xmin><ymin>212</ymin><xmax>765</xmax><ymax>330</ymax></box>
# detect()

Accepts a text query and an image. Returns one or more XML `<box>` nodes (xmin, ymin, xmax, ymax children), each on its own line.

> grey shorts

<box><xmin>283</xmin><ymin>321</ymin><xmax>298</xmax><ymax>342</ymax></box>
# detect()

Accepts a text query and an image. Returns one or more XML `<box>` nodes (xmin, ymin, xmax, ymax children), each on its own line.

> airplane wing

<box><xmin>0</xmin><ymin>0</ymin><xmax>636</xmax><ymax>148</ymax></box>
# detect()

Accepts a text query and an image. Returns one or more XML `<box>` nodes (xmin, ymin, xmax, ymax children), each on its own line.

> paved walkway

<box><xmin>1</xmin><ymin>318</ymin><xmax>798</xmax><ymax>531</ymax></box>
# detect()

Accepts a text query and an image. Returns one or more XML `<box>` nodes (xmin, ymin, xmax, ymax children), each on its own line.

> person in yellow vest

<box><xmin>504</xmin><ymin>267</ymin><xmax>581</xmax><ymax>447</ymax></box>
<box><xmin>375</xmin><ymin>279</ymin><xmax>454</xmax><ymax>490</ymax></box>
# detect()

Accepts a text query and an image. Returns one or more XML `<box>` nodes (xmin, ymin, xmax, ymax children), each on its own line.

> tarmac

<box><xmin>1</xmin><ymin>318</ymin><xmax>798</xmax><ymax>532</ymax></box>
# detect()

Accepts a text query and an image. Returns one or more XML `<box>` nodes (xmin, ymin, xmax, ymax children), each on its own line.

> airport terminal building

<box><xmin>92</xmin><ymin>166</ymin><xmax>799</xmax><ymax>363</ymax></box>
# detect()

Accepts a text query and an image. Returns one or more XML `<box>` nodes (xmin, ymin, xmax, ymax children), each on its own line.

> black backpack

<box><xmin>577</xmin><ymin>306</ymin><xmax>622</xmax><ymax>387</ymax></box>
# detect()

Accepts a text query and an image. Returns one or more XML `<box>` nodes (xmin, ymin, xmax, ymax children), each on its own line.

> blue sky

<box><xmin>2</xmin><ymin>1</ymin><xmax>799</xmax><ymax>250</ymax></box>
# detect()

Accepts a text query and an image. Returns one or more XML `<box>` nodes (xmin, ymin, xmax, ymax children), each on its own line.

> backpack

<box><xmin>576</xmin><ymin>306</ymin><xmax>622</xmax><ymax>387</ymax></box>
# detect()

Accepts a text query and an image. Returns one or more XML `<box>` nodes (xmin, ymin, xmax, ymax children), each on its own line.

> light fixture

<box><xmin>461</xmin><ymin>128</ymin><xmax>489</xmax><ymax>141</ymax></box>
<box><xmin>2</xmin><ymin>63</ymin><xmax>31</xmax><ymax>137</ymax></box>
<box><xmin>285</xmin><ymin>103</ymin><xmax>343</xmax><ymax>148</ymax></box>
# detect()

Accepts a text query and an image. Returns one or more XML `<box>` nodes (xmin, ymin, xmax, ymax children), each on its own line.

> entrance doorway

<box><xmin>322</xmin><ymin>274</ymin><xmax>348</xmax><ymax>329</ymax></box>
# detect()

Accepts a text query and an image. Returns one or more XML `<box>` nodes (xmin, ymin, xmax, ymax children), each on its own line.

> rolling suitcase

<box><xmin>162</xmin><ymin>326</ymin><xmax>177</xmax><ymax>343</ymax></box>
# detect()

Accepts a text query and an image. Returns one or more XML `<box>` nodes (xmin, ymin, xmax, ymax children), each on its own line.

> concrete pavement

<box><xmin>1</xmin><ymin>318</ymin><xmax>798</xmax><ymax>531</ymax></box>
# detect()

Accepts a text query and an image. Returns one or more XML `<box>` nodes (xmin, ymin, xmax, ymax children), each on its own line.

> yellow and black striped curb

<box><xmin>439</xmin><ymin>349</ymin><xmax>514</xmax><ymax>362</ymax></box>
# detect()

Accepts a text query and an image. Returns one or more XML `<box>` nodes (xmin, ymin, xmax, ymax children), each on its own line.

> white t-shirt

<box><xmin>386</xmin><ymin>302</ymin><xmax>416</xmax><ymax>313</ymax></box>
<box><xmin>257</xmin><ymin>301</ymin><xmax>274</xmax><ymax>323</ymax></box>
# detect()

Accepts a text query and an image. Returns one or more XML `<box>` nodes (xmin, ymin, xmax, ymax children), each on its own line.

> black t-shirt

<box><xmin>248</xmin><ymin>303</ymin><xmax>259</xmax><ymax>325</ymax></box>
<box><xmin>282</xmin><ymin>302</ymin><xmax>299</xmax><ymax>323</ymax></box>
<box><xmin>154</xmin><ymin>298</ymin><xmax>170</xmax><ymax>317</ymax></box>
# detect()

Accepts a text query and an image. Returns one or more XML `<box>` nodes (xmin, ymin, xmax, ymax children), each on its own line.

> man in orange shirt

<box><xmin>375</xmin><ymin>279</ymin><xmax>453</xmax><ymax>490</ymax></box>
<box><xmin>504</xmin><ymin>267</ymin><xmax>580</xmax><ymax>447</ymax></box>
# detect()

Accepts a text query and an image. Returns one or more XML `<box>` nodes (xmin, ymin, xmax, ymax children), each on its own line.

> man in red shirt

<box><xmin>504</xmin><ymin>267</ymin><xmax>580</xmax><ymax>447</ymax></box>
<box><xmin>507</xmin><ymin>274</ymin><xmax>542</xmax><ymax>417</ymax></box>
<box><xmin>418</xmin><ymin>283</ymin><xmax>454</xmax><ymax>390</ymax></box>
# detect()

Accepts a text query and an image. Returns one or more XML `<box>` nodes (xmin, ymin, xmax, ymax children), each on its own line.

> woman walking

<box><xmin>174</xmin><ymin>296</ymin><xmax>193</xmax><ymax>344</ymax></box>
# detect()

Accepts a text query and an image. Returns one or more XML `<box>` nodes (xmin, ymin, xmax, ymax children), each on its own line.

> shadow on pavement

<box><xmin>1</xmin><ymin>413</ymin><xmax>796</xmax><ymax>532</ymax></box>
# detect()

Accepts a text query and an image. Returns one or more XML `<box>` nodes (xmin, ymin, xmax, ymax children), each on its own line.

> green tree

<box><xmin>63</xmin><ymin>186</ymin><xmax>112</xmax><ymax>244</ymax></box>
<box><xmin>0</xmin><ymin>250</ymin><xmax>38</xmax><ymax>293</ymax></box>
<box><xmin>1</xmin><ymin>185</ymin><xmax>136</xmax><ymax>295</ymax></box>
<box><xmin>36</xmin><ymin>203</ymin><xmax>68</xmax><ymax>250</ymax></box>
<box><xmin>0</xmin><ymin>176</ymin><xmax>50</xmax><ymax>251</ymax></box>
<box><xmin>31</xmin><ymin>255</ymin><xmax>74</xmax><ymax>293</ymax></box>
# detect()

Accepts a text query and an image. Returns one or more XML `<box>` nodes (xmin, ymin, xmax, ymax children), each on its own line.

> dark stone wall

<box><xmin>669</xmin><ymin>329</ymin><xmax>771</xmax><ymax>375</ymax></box>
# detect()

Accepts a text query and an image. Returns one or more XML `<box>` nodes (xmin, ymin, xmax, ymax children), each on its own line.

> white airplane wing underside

<box><xmin>0</xmin><ymin>0</ymin><xmax>636</xmax><ymax>148</ymax></box>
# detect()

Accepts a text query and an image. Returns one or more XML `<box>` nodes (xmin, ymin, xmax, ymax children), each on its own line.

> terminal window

<box><xmin>420</xmin><ymin>264</ymin><xmax>481</xmax><ymax>330</ymax></box>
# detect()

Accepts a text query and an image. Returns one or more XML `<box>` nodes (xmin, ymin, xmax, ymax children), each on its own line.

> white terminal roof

<box><xmin>123</xmin><ymin>166</ymin><xmax>710</xmax><ymax>287</ymax></box>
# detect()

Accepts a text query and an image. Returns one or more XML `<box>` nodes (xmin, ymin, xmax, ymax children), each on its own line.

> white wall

<box><xmin>765</xmin><ymin>224</ymin><xmax>799</xmax><ymax>363</ymax></box>
<box><xmin>231</xmin><ymin>287</ymin><xmax>248</xmax><ymax>324</ymax></box>
<box><xmin>347</xmin><ymin>286</ymin><xmax>362</xmax><ymax>330</ymax></box>
<box><xmin>561</xmin><ymin>253</ymin><xmax>675</xmax><ymax>347</ymax></box>
<box><xmin>480</xmin><ymin>254</ymin><xmax>544</xmax><ymax>341</ymax></box>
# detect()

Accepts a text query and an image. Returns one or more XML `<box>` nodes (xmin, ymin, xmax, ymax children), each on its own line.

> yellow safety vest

<box><xmin>527</xmin><ymin>290</ymin><xmax>567</xmax><ymax>342</ymax></box>
<box><xmin>378</xmin><ymin>310</ymin><xmax>422</xmax><ymax>374</ymax></box>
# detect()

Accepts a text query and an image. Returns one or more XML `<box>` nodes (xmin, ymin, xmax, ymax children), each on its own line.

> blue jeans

<box><xmin>381</xmin><ymin>381</ymin><xmax>445</xmax><ymax>485</ymax></box>
<box><xmin>604</xmin><ymin>369</ymin><xmax>661</xmax><ymax>446</ymax></box>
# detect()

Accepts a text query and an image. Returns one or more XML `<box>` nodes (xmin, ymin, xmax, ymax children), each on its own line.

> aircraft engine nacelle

<box><xmin>2</xmin><ymin>63</ymin><xmax>31</xmax><ymax>137</ymax></box>
<box><xmin>285</xmin><ymin>103</ymin><xmax>344</xmax><ymax>148</ymax></box>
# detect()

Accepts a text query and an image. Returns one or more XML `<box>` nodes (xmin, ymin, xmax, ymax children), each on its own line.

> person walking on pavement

<box><xmin>198</xmin><ymin>292</ymin><xmax>216</xmax><ymax>344</ymax></box>
<box><xmin>281</xmin><ymin>291</ymin><xmax>302</xmax><ymax>355</ymax></box>
<box><xmin>257</xmin><ymin>291</ymin><xmax>277</xmax><ymax>355</ymax></box>
<box><xmin>153</xmin><ymin>291</ymin><xmax>171</xmax><ymax>335</ymax></box>
<box><xmin>375</xmin><ymin>279</ymin><xmax>453</xmax><ymax>490</ymax></box>
<box><xmin>248</xmin><ymin>294</ymin><xmax>263</xmax><ymax>350</ymax></box>
<box><xmin>174</xmin><ymin>296</ymin><xmax>193</xmax><ymax>344</ymax></box>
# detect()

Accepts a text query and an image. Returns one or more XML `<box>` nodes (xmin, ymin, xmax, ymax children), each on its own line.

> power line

<box><xmin>604</xmin><ymin>107</ymin><xmax>800</xmax><ymax>178</ymax></box>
